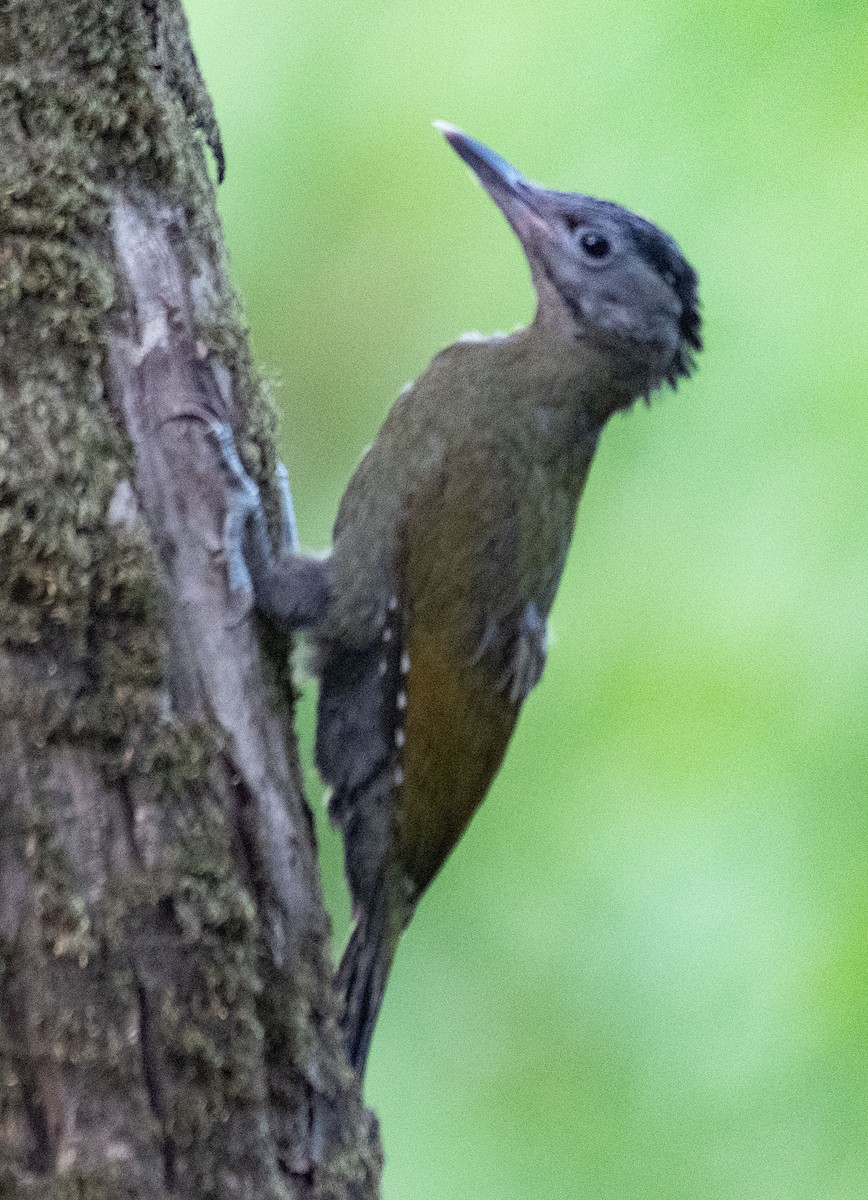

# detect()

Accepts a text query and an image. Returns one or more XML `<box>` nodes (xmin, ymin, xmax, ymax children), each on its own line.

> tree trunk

<box><xmin>0</xmin><ymin>1</ymin><xmax>381</xmax><ymax>1196</ymax></box>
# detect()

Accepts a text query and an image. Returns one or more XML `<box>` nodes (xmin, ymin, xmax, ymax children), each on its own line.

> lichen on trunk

<box><xmin>0</xmin><ymin>2</ymin><xmax>380</xmax><ymax>1196</ymax></box>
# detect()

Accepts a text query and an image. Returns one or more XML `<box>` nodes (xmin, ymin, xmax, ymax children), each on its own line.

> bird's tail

<box><xmin>336</xmin><ymin>883</ymin><xmax>399</xmax><ymax>1077</ymax></box>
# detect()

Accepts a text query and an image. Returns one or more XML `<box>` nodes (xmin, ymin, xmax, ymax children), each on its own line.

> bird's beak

<box><xmin>434</xmin><ymin>122</ymin><xmax>553</xmax><ymax>248</ymax></box>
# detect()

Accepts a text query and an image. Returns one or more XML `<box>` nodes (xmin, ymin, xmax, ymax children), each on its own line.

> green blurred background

<box><xmin>185</xmin><ymin>1</ymin><xmax>867</xmax><ymax>1195</ymax></box>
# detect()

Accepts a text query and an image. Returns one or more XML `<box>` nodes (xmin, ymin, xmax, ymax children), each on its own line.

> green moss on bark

<box><xmin>0</xmin><ymin>0</ymin><xmax>271</xmax><ymax>773</ymax></box>
<box><xmin>0</xmin><ymin>1</ymin><xmax>335</xmax><ymax>1194</ymax></box>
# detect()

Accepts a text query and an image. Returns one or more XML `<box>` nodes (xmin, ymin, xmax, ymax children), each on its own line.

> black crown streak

<box><xmin>621</xmin><ymin>211</ymin><xmax>703</xmax><ymax>382</ymax></box>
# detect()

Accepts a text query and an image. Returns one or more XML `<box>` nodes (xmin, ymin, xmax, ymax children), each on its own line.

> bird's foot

<box><xmin>207</xmin><ymin>421</ymin><xmax>272</xmax><ymax>596</ymax></box>
<box><xmin>274</xmin><ymin>460</ymin><xmax>300</xmax><ymax>555</ymax></box>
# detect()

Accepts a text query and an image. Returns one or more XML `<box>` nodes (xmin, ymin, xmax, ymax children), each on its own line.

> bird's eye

<box><xmin>579</xmin><ymin>231</ymin><xmax>611</xmax><ymax>260</ymax></box>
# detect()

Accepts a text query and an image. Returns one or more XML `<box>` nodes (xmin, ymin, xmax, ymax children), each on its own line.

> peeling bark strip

<box><xmin>0</xmin><ymin>2</ymin><xmax>380</xmax><ymax>1197</ymax></box>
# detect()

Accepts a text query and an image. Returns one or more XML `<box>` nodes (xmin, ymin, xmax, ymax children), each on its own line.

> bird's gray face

<box><xmin>436</xmin><ymin>124</ymin><xmax>702</xmax><ymax>394</ymax></box>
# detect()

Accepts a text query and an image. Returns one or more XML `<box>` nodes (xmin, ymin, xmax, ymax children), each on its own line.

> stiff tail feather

<box><xmin>336</xmin><ymin>883</ymin><xmax>398</xmax><ymax>1077</ymax></box>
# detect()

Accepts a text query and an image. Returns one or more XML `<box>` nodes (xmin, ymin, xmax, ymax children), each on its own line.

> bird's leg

<box><xmin>273</xmin><ymin>460</ymin><xmax>300</xmax><ymax>555</ymax></box>
<box><xmin>498</xmin><ymin>601</ymin><xmax>548</xmax><ymax>704</ymax></box>
<box><xmin>210</xmin><ymin>422</ymin><xmax>331</xmax><ymax>628</ymax></box>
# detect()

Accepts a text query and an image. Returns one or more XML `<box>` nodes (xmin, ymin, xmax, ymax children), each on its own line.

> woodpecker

<box><xmin>215</xmin><ymin>124</ymin><xmax>701</xmax><ymax>1077</ymax></box>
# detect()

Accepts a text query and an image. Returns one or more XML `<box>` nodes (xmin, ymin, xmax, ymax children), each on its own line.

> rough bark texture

<box><xmin>0</xmin><ymin>2</ymin><xmax>381</xmax><ymax>1196</ymax></box>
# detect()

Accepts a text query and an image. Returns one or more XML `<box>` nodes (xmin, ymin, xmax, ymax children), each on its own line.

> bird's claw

<box><xmin>208</xmin><ymin>422</ymin><xmax>261</xmax><ymax>513</ymax></box>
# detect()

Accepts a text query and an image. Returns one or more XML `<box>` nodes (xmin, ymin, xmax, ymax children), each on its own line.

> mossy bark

<box><xmin>0</xmin><ymin>2</ymin><xmax>380</xmax><ymax>1196</ymax></box>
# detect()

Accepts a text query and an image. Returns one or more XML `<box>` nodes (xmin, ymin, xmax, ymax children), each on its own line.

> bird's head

<box><xmin>436</xmin><ymin>123</ymin><xmax>702</xmax><ymax>397</ymax></box>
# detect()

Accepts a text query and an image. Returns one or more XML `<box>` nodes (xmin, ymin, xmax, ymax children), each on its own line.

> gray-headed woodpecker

<box><xmin>215</xmin><ymin>125</ymin><xmax>702</xmax><ymax>1077</ymax></box>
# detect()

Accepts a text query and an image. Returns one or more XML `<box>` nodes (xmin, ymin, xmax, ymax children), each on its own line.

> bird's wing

<box><xmin>318</xmin><ymin>439</ymin><xmax>543</xmax><ymax>913</ymax></box>
<box><xmin>389</xmin><ymin>442</ymin><xmax>533</xmax><ymax>897</ymax></box>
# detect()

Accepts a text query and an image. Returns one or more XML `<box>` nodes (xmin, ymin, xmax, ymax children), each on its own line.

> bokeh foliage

<box><xmin>186</xmin><ymin>0</ymin><xmax>868</xmax><ymax>1195</ymax></box>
